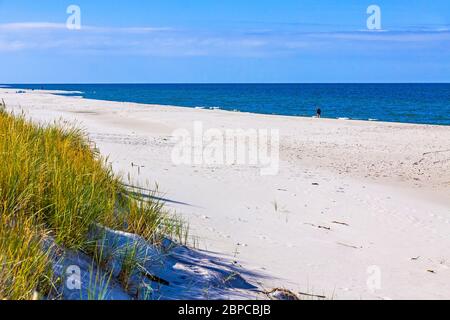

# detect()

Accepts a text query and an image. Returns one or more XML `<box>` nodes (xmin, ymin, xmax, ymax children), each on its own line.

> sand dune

<box><xmin>2</xmin><ymin>88</ymin><xmax>450</xmax><ymax>299</ymax></box>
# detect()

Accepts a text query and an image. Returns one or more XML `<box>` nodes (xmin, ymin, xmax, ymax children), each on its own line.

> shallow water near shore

<box><xmin>5</xmin><ymin>83</ymin><xmax>450</xmax><ymax>126</ymax></box>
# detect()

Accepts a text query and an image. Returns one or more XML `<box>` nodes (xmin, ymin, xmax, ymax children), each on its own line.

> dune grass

<box><xmin>0</xmin><ymin>212</ymin><xmax>53</xmax><ymax>300</ymax></box>
<box><xmin>0</xmin><ymin>103</ymin><xmax>186</xmax><ymax>299</ymax></box>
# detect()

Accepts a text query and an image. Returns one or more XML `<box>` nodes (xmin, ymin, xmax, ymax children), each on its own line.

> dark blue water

<box><xmin>5</xmin><ymin>84</ymin><xmax>450</xmax><ymax>125</ymax></box>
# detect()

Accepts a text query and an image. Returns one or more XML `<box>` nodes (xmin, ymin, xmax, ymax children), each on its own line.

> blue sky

<box><xmin>0</xmin><ymin>0</ymin><xmax>449</xmax><ymax>83</ymax></box>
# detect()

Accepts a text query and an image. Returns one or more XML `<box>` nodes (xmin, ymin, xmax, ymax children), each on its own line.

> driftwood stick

<box><xmin>141</xmin><ymin>270</ymin><xmax>170</xmax><ymax>286</ymax></box>
<box><xmin>298</xmin><ymin>291</ymin><xmax>327</xmax><ymax>299</ymax></box>
<box><xmin>332</xmin><ymin>221</ymin><xmax>349</xmax><ymax>226</ymax></box>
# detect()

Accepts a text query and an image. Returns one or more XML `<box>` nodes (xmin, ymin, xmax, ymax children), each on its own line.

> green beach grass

<box><xmin>0</xmin><ymin>101</ymin><xmax>186</xmax><ymax>300</ymax></box>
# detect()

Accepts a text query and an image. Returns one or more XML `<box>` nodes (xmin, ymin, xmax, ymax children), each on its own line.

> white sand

<box><xmin>2</xmin><ymin>88</ymin><xmax>450</xmax><ymax>300</ymax></box>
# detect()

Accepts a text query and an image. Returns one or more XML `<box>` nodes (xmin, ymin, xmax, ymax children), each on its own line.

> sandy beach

<box><xmin>2</xmin><ymin>88</ymin><xmax>450</xmax><ymax>300</ymax></box>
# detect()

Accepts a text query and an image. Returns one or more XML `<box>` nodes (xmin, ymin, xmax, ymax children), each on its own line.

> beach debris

<box><xmin>411</xmin><ymin>256</ymin><xmax>420</xmax><ymax>261</ymax></box>
<box><xmin>337</xmin><ymin>242</ymin><xmax>361</xmax><ymax>249</ymax></box>
<box><xmin>298</xmin><ymin>291</ymin><xmax>327</xmax><ymax>299</ymax></box>
<box><xmin>304</xmin><ymin>222</ymin><xmax>331</xmax><ymax>231</ymax></box>
<box><xmin>266</xmin><ymin>288</ymin><xmax>300</xmax><ymax>300</ymax></box>
<box><xmin>141</xmin><ymin>270</ymin><xmax>170</xmax><ymax>286</ymax></box>
<box><xmin>427</xmin><ymin>269</ymin><xmax>436</xmax><ymax>274</ymax></box>
<box><xmin>332</xmin><ymin>221</ymin><xmax>349</xmax><ymax>226</ymax></box>
<box><xmin>423</xmin><ymin>149</ymin><xmax>450</xmax><ymax>156</ymax></box>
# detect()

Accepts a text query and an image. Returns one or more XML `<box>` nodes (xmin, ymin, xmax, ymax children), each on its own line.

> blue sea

<box><xmin>5</xmin><ymin>84</ymin><xmax>450</xmax><ymax>126</ymax></box>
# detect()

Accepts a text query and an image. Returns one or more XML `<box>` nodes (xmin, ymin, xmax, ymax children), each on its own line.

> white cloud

<box><xmin>0</xmin><ymin>22</ymin><xmax>66</xmax><ymax>30</ymax></box>
<box><xmin>0</xmin><ymin>22</ymin><xmax>172</xmax><ymax>33</ymax></box>
<box><xmin>0</xmin><ymin>21</ymin><xmax>449</xmax><ymax>56</ymax></box>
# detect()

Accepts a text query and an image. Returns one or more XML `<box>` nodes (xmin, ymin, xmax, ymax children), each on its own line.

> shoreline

<box><xmin>2</xmin><ymin>88</ymin><xmax>450</xmax><ymax>299</ymax></box>
<box><xmin>4</xmin><ymin>87</ymin><xmax>450</xmax><ymax>128</ymax></box>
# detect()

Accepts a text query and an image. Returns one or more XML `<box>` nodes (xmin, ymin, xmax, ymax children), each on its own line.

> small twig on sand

<box><xmin>298</xmin><ymin>291</ymin><xmax>327</xmax><ymax>299</ymax></box>
<box><xmin>423</xmin><ymin>149</ymin><xmax>450</xmax><ymax>156</ymax></box>
<box><xmin>332</xmin><ymin>221</ymin><xmax>349</xmax><ymax>226</ymax></box>
<box><xmin>337</xmin><ymin>242</ymin><xmax>360</xmax><ymax>249</ymax></box>
<box><xmin>415</xmin><ymin>149</ymin><xmax>450</xmax><ymax>165</ymax></box>
<box><xmin>141</xmin><ymin>270</ymin><xmax>170</xmax><ymax>286</ymax></box>
<box><xmin>304</xmin><ymin>223</ymin><xmax>331</xmax><ymax>231</ymax></box>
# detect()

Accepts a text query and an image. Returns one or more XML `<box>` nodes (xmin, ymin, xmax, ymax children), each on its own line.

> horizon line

<box><xmin>3</xmin><ymin>82</ymin><xmax>450</xmax><ymax>85</ymax></box>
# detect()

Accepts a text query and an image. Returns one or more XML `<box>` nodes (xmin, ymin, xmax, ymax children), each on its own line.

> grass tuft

<box><xmin>0</xmin><ymin>107</ymin><xmax>186</xmax><ymax>299</ymax></box>
<box><xmin>0</xmin><ymin>212</ymin><xmax>53</xmax><ymax>300</ymax></box>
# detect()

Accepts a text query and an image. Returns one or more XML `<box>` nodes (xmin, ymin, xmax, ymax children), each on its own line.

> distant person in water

<box><xmin>316</xmin><ymin>107</ymin><xmax>322</xmax><ymax>118</ymax></box>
